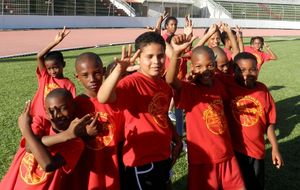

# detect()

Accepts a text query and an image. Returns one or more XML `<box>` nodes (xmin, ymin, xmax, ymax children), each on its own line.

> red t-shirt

<box><xmin>164</xmin><ymin>56</ymin><xmax>188</xmax><ymax>80</ymax></box>
<box><xmin>244</xmin><ymin>46</ymin><xmax>272</xmax><ymax>71</ymax></box>
<box><xmin>224</xmin><ymin>77</ymin><xmax>276</xmax><ymax>159</ymax></box>
<box><xmin>113</xmin><ymin>72</ymin><xmax>173</xmax><ymax>167</ymax></box>
<box><xmin>223</xmin><ymin>47</ymin><xmax>233</xmax><ymax>61</ymax></box>
<box><xmin>68</xmin><ymin>95</ymin><xmax>123</xmax><ymax>190</ymax></box>
<box><xmin>161</xmin><ymin>31</ymin><xmax>172</xmax><ymax>41</ymax></box>
<box><xmin>0</xmin><ymin>116</ymin><xmax>84</xmax><ymax>190</ymax></box>
<box><xmin>30</xmin><ymin>68</ymin><xmax>76</xmax><ymax>119</ymax></box>
<box><xmin>175</xmin><ymin>79</ymin><xmax>234</xmax><ymax>164</ymax></box>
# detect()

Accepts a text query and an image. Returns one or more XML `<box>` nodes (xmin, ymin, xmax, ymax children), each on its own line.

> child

<box><xmin>162</xmin><ymin>16</ymin><xmax>178</xmax><ymax>41</ymax></box>
<box><xmin>244</xmin><ymin>36</ymin><xmax>277</xmax><ymax>71</ymax></box>
<box><xmin>97</xmin><ymin>31</ymin><xmax>182</xmax><ymax>189</ymax></box>
<box><xmin>220</xmin><ymin>24</ymin><xmax>241</xmax><ymax>61</ymax></box>
<box><xmin>212</xmin><ymin>46</ymin><xmax>231</xmax><ymax>75</ymax></box>
<box><xmin>225</xmin><ymin>52</ymin><xmax>283</xmax><ymax>190</ymax></box>
<box><xmin>166</xmin><ymin>34</ymin><xmax>245</xmax><ymax>190</ymax></box>
<box><xmin>193</xmin><ymin>23</ymin><xmax>221</xmax><ymax>49</ymax></box>
<box><xmin>30</xmin><ymin>27</ymin><xmax>76</xmax><ymax>119</ymax></box>
<box><xmin>0</xmin><ymin>88</ymin><xmax>92</xmax><ymax>190</ymax></box>
<box><xmin>68</xmin><ymin>52</ymin><xmax>124</xmax><ymax>190</ymax></box>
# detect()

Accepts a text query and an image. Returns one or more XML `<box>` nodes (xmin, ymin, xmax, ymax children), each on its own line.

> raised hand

<box><xmin>115</xmin><ymin>44</ymin><xmax>140</xmax><ymax>74</ymax></box>
<box><xmin>184</xmin><ymin>14</ymin><xmax>193</xmax><ymax>38</ymax></box>
<box><xmin>235</xmin><ymin>25</ymin><xmax>243</xmax><ymax>38</ymax></box>
<box><xmin>54</xmin><ymin>26</ymin><xmax>70</xmax><ymax>45</ymax></box>
<box><xmin>171</xmin><ymin>34</ymin><xmax>198</xmax><ymax>54</ymax></box>
<box><xmin>220</xmin><ymin>23</ymin><xmax>231</xmax><ymax>33</ymax></box>
<box><xmin>18</xmin><ymin>100</ymin><xmax>32</xmax><ymax>134</ymax></box>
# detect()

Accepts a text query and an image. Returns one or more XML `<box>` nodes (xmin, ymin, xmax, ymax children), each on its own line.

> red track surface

<box><xmin>0</xmin><ymin>28</ymin><xmax>299</xmax><ymax>58</ymax></box>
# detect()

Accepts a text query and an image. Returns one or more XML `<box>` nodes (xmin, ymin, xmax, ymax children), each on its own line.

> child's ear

<box><xmin>74</xmin><ymin>73</ymin><xmax>80</xmax><ymax>81</ymax></box>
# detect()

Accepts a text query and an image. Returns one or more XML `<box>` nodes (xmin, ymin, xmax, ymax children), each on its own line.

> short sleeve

<box><xmin>266</xmin><ymin>90</ymin><xmax>276</xmax><ymax>125</ymax></box>
<box><xmin>51</xmin><ymin>138</ymin><xmax>84</xmax><ymax>174</ymax></box>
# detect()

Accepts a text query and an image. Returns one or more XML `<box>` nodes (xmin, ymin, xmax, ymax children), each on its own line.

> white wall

<box><xmin>1</xmin><ymin>15</ymin><xmax>300</xmax><ymax>30</ymax></box>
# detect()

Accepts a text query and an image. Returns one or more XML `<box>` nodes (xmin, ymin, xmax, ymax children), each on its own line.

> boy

<box><xmin>166</xmin><ymin>34</ymin><xmax>245</xmax><ymax>190</ymax></box>
<box><xmin>68</xmin><ymin>52</ymin><xmax>124</xmax><ymax>190</ymax></box>
<box><xmin>244</xmin><ymin>36</ymin><xmax>277</xmax><ymax>71</ymax></box>
<box><xmin>0</xmin><ymin>88</ymin><xmax>92</xmax><ymax>190</ymax></box>
<box><xmin>226</xmin><ymin>52</ymin><xmax>283</xmax><ymax>189</ymax></box>
<box><xmin>30</xmin><ymin>27</ymin><xmax>76</xmax><ymax>119</ymax></box>
<box><xmin>97</xmin><ymin>32</ymin><xmax>182</xmax><ymax>189</ymax></box>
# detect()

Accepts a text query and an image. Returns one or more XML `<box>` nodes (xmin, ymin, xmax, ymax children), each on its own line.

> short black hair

<box><xmin>233</xmin><ymin>52</ymin><xmax>257</xmax><ymax>67</ymax></box>
<box><xmin>220</xmin><ymin>30</ymin><xmax>236</xmax><ymax>45</ymax></box>
<box><xmin>164</xmin><ymin>16</ymin><xmax>178</xmax><ymax>28</ymax></box>
<box><xmin>45</xmin><ymin>88</ymin><xmax>73</xmax><ymax>103</ymax></box>
<box><xmin>75</xmin><ymin>52</ymin><xmax>103</xmax><ymax>71</ymax></box>
<box><xmin>45</xmin><ymin>51</ymin><xmax>65</xmax><ymax>67</ymax></box>
<box><xmin>250</xmin><ymin>36</ymin><xmax>264</xmax><ymax>45</ymax></box>
<box><xmin>192</xmin><ymin>46</ymin><xmax>216</xmax><ymax>68</ymax></box>
<box><xmin>135</xmin><ymin>31</ymin><xmax>166</xmax><ymax>52</ymax></box>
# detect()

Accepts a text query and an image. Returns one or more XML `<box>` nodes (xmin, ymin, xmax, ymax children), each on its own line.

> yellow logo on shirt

<box><xmin>148</xmin><ymin>92</ymin><xmax>169</xmax><ymax>128</ymax></box>
<box><xmin>86</xmin><ymin>112</ymin><xmax>114</xmax><ymax>150</ymax></box>
<box><xmin>231</xmin><ymin>96</ymin><xmax>262</xmax><ymax>127</ymax></box>
<box><xmin>203</xmin><ymin>99</ymin><xmax>227</xmax><ymax>135</ymax></box>
<box><xmin>44</xmin><ymin>83</ymin><xmax>60</xmax><ymax>99</ymax></box>
<box><xmin>20</xmin><ymin>152</ymin><xmax>52</xmax><ymax>185</ymax></box>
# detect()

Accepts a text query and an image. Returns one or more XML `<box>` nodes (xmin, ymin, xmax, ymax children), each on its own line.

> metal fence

<box><xmin>1</xmin><ymin>0</ymin><xmax>300</xmax><ymax>21</ymax></box>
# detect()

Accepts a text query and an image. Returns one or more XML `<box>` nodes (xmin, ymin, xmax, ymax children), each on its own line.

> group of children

<box><xmin>0</xmin><ymin>13</ymin><xmax>283</xmax><ymax>190</ymax></box>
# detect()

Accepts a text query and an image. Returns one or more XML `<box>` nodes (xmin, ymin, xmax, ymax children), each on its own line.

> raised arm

<box><xmin>236</xmin><ymin>25</ymin><xmax>244</xmax><ymax>52</ymax></box>
<box><xmin>193</xmin><ymin>24</ymin><xmax>218</xmax><ymax>49</ymax></box>
<box><xmin>97</xmin><ymin>45</ymin><xmax>140</xmax><ymax>103</ymax></box>
<box><xmin>147</xmin><ymin>11</ymin><xmax>168</xmax><ymax>34</ymax></box>
<box><xmin>267</xmin><ymin>124</ymin><xmax>284</xmax><ymax>169</ymax></box>
<box><xmin>18</xmin><ymin>101</ymin><xmax>64</xmax><ymax>172</ymax></box>
<box><xmin>264</xmin><ymin>42</ymin><xmax>278</xmax><ymax>60</ymax></box>
<box><xmin>222</xmin><ymin>23</ymin><xmax>239</xmax><ymax>59</ymax></box>
<box><xmin>166</xmin><ymin>34</ymin><xmax>197</xmax><ymax>91</ymax></box>
<box><xmin>36</xmin><ymin>26</ymin><xmax>70</xmax><ymax>73</ymax></box>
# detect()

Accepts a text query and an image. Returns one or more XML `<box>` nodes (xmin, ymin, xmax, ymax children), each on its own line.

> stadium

<box><xmin>0</xmin><ymin>0</ymin><xmax>299</xmax><ymax>189</ymax></box>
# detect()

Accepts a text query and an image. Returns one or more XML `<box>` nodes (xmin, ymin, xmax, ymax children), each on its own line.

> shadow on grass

<box><xmin>268</xmin><ymin>85</ymin><xmax>285</xmax><ymax>92</ymax></box>
<box><xmin>265</xmin><ymin>136</ymin><xmax>300</xmax><ymax>189</ymax></box>
<box><xmin>275</xmin><ymin>95</ymin><xmax>300</xmax><ymax>140</ymax></box>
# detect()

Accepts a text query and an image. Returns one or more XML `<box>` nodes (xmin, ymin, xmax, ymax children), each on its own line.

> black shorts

<box><xmin>235</xmin><ymin>151</ymin><xmax>265</xmax><ymax>190</ymax></box>
<box><xmin>123</xmin><ymin>158</ymin><xmax>172</xmax><ymax>190</ymax></box>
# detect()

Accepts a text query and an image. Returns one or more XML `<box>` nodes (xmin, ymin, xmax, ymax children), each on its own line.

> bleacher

<box><xmin>1</xmin><ymin>0</ymin><xmax>134</xmax><ymax>16</ymax></box>
<box><xmin>214</xmin><ymin>1</ymin><xmax>300</xmax><ymax>21</ymax></box>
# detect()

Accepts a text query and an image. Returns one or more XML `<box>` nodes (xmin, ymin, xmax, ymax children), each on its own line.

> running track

<box><xmin>0</xmin><ymin>28</ymin><xmax>299</xmax><ymax>58</ymax></box>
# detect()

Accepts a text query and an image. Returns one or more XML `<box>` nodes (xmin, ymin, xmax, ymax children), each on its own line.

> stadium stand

<box><xmin>214</xmin><ymin>0</ymin><xmax>300</xmax><ymax>21</ymax></box>
<box><xmin>1</xmin><ymin>0</ymin><xmax>135</xmax><ymax>16</ymax></box>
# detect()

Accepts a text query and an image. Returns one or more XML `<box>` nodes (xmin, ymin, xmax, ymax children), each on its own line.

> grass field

<box><xmin>0</xmin><ymin>37</ymin><xmax>299</xmax><ymax>189</ymax></box>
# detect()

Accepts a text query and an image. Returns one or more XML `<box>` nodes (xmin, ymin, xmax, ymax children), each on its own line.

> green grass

<box><xmin>0</xmin><ymin>37</ymin><xmax>300</xmax><ymax>189</ymax></box>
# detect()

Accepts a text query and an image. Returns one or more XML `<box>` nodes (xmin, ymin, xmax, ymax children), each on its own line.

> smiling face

<box><xmin>191</xmin><ymin>51</ymin><xmax>215</xmax><ymax>86</ymax></box>
<box><xmin>137</xmin><ymin>43</ymin><xmax>165</xmax><ymax>79</ymax></box>
<box><xmin>235</xmin><ymin>58</ymin><xmax>258</xmax><ymax>88</ymax></box>
<box><xmin>45</xmin><ymin>93</ymin><xmax>75</xmax><ymax>132</ymax></box>
<box><xmin>75</xmin><ymin>55</ymin><xmax>104</xmax><ymax>98</ymax></box>
<box><xmin>207</xmin><ymin>32</ymin><xmax>221</xmax><ymax>48</ymax></box>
